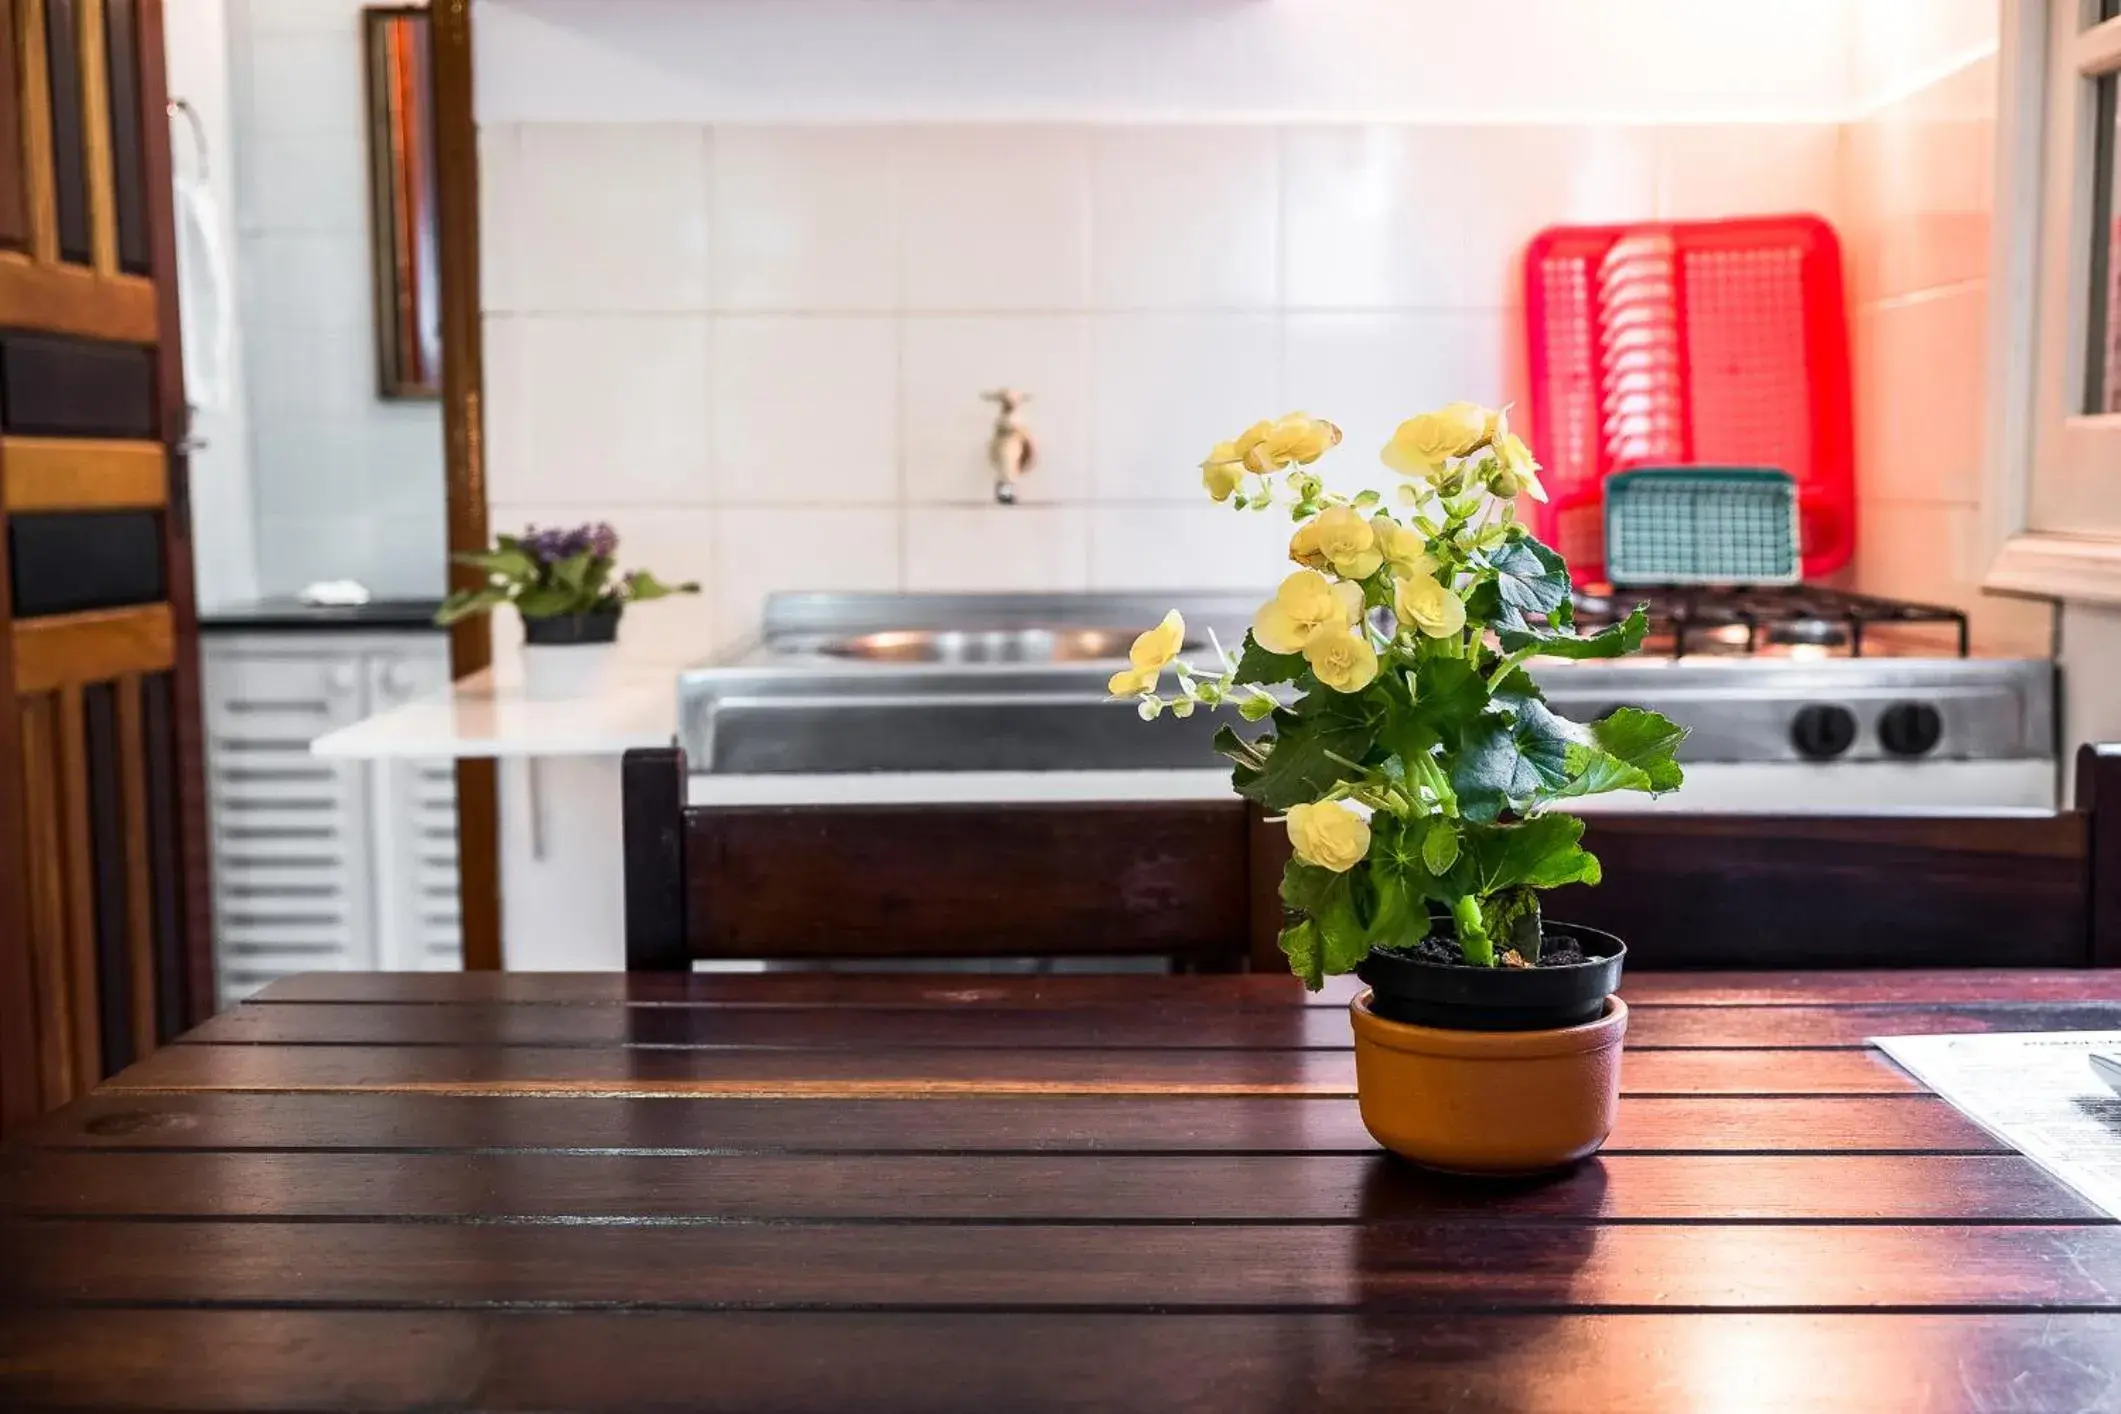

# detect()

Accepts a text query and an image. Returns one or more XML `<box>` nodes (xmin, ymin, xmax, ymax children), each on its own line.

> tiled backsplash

<box><xmin>480</xmin><ymin>120</ymin><xmax>1841</xmax><ymax>661</ymax></box>
<box><xmin>1841</xmin><ymin>45</ymin><xmax>2053</xmax><ymax>657</ymax></box>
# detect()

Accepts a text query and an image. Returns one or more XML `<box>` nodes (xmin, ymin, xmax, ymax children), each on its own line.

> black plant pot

<box><xmin>522</xmin><ymin>608</ymin><xmax>622</xmax><ymax>646</ymax></box>
<box><xmin>1356</xmin><ymin>923</ymin><xmax>1626</xmax><ymax>1033</ymax></box>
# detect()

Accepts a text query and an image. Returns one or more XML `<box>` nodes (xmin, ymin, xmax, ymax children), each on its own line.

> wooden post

<box><xmin>429</xmin><ymin>0</ymin><xmax>501</xmax><ymax>970</ymax></box>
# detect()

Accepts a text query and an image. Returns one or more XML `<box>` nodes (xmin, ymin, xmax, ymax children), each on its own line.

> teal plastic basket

<box><xmin>1602</xmin><ymin>466</ymin><xmax>1801</xmax><ymax>586</ymax></box>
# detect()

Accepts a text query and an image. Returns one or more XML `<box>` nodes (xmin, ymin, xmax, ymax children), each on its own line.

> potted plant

<box><xmin>436</xmin><ymin>522</ymin><xmax>697</xmax><ymax>697</ymax></box>
<box><xmin>1111</xmin><ymin>405</ymin><xmax>1686</xmax><ymax>1173</ymax></box>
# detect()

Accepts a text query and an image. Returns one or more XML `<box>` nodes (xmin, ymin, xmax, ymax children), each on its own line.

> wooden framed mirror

<box><xmin>362</xmin><ymin>6</ymin><xmax>441</xmax><ymax>399</ymax></box>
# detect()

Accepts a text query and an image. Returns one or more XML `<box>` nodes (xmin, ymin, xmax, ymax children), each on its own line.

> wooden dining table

<box><xmin>5</xmin><ymin>968</ymin><xmax>2121</xmax><ymax>1411</ymax></box>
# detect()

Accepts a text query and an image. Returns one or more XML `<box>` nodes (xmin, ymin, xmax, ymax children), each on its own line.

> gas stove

<box><xmin>1571</xmin><ymin>583</ymin><xmax>1971</xmax><ymax>660</ymax></box>
<box><xmin>1537</xmin><ymin>583</ymin><xmax>2053</xmax><ymax>812</ymax></box>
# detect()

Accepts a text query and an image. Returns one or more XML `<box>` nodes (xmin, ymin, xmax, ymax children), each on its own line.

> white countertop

<box><xmin>311</xmin><ymin>667</ymin><xmax>677</xmax><ymax>760</ymax></box>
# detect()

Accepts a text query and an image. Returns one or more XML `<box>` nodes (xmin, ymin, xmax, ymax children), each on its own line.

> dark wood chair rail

<box><xmin>625</xmin><ymin>743</ymin><xmax>2121</xmax><ymax>971</ymax></box>
<box><xmin>8</xmin><ymin>969</ymin><xmax>2121</xmax><ymax>1411</ymax></box>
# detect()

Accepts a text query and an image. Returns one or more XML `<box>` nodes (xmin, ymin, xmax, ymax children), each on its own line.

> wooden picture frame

<box><xmin>362</xmin><ymin>6</ymin><xmax>441</xmax><ymax>400</ymax></box>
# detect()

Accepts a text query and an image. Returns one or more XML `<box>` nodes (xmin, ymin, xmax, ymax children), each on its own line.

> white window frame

<box><xmin>1986</xmin><ymin>0</ymin><xmax>2121</xmax><ymax>603</ymax></box>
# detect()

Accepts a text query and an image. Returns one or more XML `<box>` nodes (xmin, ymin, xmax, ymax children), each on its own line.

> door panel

<box><xmin>0</xmin><ymin>0</ymin><xmax>204</xmax><ymax>1130</ymax></box>
<box><xmin>0</xmin><ymin>0</ymin><xmax>28</xmax><ymax>252</ymax></box>
<box><xmin>39</xmin><ymin>0</ymin><xmax>89</xmax><ymax>265</ymax></box>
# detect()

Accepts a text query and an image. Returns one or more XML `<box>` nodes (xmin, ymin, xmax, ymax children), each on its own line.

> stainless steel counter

<box><xmin>677</xmin><ymin>592</ymin><xmax>2056</xmax><ymax>779</ymax></box>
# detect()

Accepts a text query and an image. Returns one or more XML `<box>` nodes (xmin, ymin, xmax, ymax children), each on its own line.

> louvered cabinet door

<box><xmin>201</xmin><ymin>648</ymin><xmax>375</xmax><ymax>1007</ymax></box>
<box><xmin>0</xmin><ymin>0</ymin><xmax>209</xmax><ymax>1127</ymax></box>
<box><xmin>365</xmin><ymin>643</ymin><xmax>460</xmax><ymax>973</ymax></box>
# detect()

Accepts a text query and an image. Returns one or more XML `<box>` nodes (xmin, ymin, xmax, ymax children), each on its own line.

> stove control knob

<box><xmin>1878</xmin><ymin>701</ymin><xmax>1944</xmax><ymax>758</ymax></box>
<box><xmin>1790</xmin><ymin>704</ymin><xmax>1858</xmax><ymax>761</ymax></box>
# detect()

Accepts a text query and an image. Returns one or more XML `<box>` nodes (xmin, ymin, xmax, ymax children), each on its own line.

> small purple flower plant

<box><xmin>437</xmin><ymin>521</ymin><xmax>698</xmax><ymax>627</ymax></box>
<box><xmin>519</xmin><ymin>521</ymin><xmax>619</xmax><ymax>566</ymax></box>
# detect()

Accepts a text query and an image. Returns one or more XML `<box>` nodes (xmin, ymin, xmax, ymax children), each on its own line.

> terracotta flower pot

<box><xmin>1348</xmin><ymin>926</ymin><xmax>1629</xmax><ymax>1174</ymax></box>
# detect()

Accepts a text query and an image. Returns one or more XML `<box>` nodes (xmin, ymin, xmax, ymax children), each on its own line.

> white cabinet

<box><xmin>201</xmin><ymin>630</ymin><xmax>460</xmax><ymax>1006</ymax></box>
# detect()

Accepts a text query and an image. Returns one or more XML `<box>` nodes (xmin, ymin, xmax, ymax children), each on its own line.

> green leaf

<box><xmin>1211</xmin><ymin>723</ymin><xmax>1268</xmax><ymax>773</ymax></box>
<box><xmin>1420</xmin><ymin>819</ymin><xmax>1460</xmax><ymax>875</ymax></box>
<box><xmin>1449</xmin><ymin>693</ymin><xmax>1576</xmax><ymax>822</ymax></box>
<box><xmin>1473</xmin><ymin>535</ymin><xmax>1570</xmax><ymax>630</ymax></box>
<box><xmin>1362</xmin><ymin>861</ymin><xmax>1430</xmax><ymax>952</ymax></box>
<box><xmin>1228</xmin><ymin>692</ymin><xmax>1380</xmax><ymax>812</ymax></box>
<box><xmin>1280</xmin><ymin>919</ymin><xmax>1325</xmax><ymax>990</ymax></box>
<box><xmin>1459</xmin><ymin>814</ymin><xmax>1603</xmax><ymax>894</ymax></box>
<box><xmin>550</xmin><ymin>550</ymin><xmax>596</xmax><ymax>596</ymax></box>
<box><xmin>514</xmin><ymin>586</ymin><xmax>580</xmax><ymax>619</ymax></box>
<box><xmin>1376</xmin><ymin>654</ymin><xmax>1490</xmax><ymax>768</ymax></box>
<box><xmin>452</xmin><ymin>547</ymin><xmax>536</xmax><ymax>582</ymax></box>
<box><xmin>1480</xmin><ymin>886</ymin><xmax>1543</xmax><ymax>963</ymax></box>
<box><xmin>1537</xmin><ymin>707</ymin><xmax>1689</xmax><ymax>806</ymax></box>
<box><xmin>434</xmin><ymin>586</ymin><xmax>509</xmax><ymax>625</ymax></box>
<box><xmin>1277</xmin><ymin>861</ymin><xmax>1372</xmax><ymax>987</ymax></box>
<box><xmin>1232</xmin><ymin>631</ymin><xmax>1306</xmax><ymax>687</ymax></box>
<box><xmin>1497</xmin><ymin>605</ymin><xmax>1648</xmax><ymax>660</ymax></box>
<box><xmin>1588</xmin><ymin>708</ymin><xmax>1687</xmax><ymax>792</ymax></box>
<box><xmin>624</xmin><ymin>570</ymin><xmax>700</xmax><ymax>605</ymax></box>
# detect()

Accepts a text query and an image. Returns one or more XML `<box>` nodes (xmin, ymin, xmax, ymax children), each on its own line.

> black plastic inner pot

<box><xmin>522</xmin><ymin>608</ymin><xmax>622</xmax><ymax>646</ymax></box>
<box><xmin>1355</xmin><ymin>923</ymin><xmax>1627</xmax><ymax>1032</ymax></box>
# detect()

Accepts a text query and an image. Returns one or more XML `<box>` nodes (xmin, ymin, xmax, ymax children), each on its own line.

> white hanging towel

<box><xmin>173</xmin><ymin>171</ymin><xmax>234</xmax><ymax>412</ymax></box>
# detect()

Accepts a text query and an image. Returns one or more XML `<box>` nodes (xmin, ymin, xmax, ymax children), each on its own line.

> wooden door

<box><xmin>0</xmin><ymin>0</ymin><xmax>210</xmax><ymax>1131</ymax></box>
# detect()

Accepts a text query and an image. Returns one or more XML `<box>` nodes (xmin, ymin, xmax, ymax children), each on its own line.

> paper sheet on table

<box><xmin>1873</xmin><ymin>1031</ymin><xmax>2121</xmax><ymax>1219</ymax></box>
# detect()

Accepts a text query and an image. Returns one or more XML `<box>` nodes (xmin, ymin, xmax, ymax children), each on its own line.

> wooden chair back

<box><xmin>625</xmin><ymin>744</ymin><xmax>2121</xmax><ymax>972</ymax></box>
<box><xmin>623</xmin><ymin>747</ymin><xmax>1253</xmax><ymax>970</ymax></box>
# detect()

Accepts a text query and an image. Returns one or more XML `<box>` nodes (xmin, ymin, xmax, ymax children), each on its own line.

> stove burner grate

<box><xmin>1569</xmin><ymin>584</ymin><xmax>1970</xmax><ymax>659</ymax></box>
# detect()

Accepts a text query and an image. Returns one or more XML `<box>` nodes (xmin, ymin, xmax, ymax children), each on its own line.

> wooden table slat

<box><xmin>8</xmin><ymin>1310</ymin><xmax>2121</xmax><ymax>1414</ymax></box>
<box><xmin>246</xmin><ymin>968</ymin><xmax>2121</xmax><ymax>1008</ymax></box>
<box><xmin>2</xmin><ymin>1149</ymin><xmax>2099</xmax><ymax>1222</ymax></box>
<box><xmin>103</xmin><ymin>1041</ymin><xmax>1925</xmax><ymax>1096</ymax></box>
<box><xmin>10</xmin><ymin>1221</ymin><xmax>2121</xmax><ymax>1311</ymax></box>
<box><xmin>26</xmin><ymin>1091</ymin><xmax>2013</xmax><ymax>1154</ymax></box>
<box><xmin>183</xmin><ymin>998</ymin><xmax>2121</xmax><ymax>1050</ymax></box>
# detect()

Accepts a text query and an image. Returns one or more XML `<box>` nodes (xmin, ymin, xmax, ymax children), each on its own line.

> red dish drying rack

<box><xmin>1522</xmin><ymin>214</ymin><xmax>1854</xmax><ymax>580</ymax></box>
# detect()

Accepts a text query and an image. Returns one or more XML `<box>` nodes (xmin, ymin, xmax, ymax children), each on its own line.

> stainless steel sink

<box><xmin>678</xmin><ymin>592</ymin><xmax>1264</xmax><ymax>774</ymax></box>
<box><xmin>816</xmin><ymin>627</ymin><xmax>1203</xmax><ymax>665</ymax></box>
<box><xmin>687</xmin><ymin>681</ymin><xmax>1230</xmax><ymax>773</ymax></box>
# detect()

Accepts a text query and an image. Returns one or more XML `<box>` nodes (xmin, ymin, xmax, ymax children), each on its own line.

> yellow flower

<box><xmin>1304</xmin><ymin>624</ymin><xmax>1379</xmax><ymax>693</ymax></box>
<box><xmin>1380</xmin><ymin>402</ymin><xmax>1494</xmax><ymax>481</ymax></box>
<box><xmin>1106</xmin><ymin>610</ymin><xmax>1185</xmax><ymax>697</ymax></box>
<box><xmin>1200</xmin><ymin>441</ymin><xmax>1247</xmax><ymax>502</ymax></box>
<box><xmin>1371</xmin><ymin>514</ymin><xmax>1432</xmax><ymax>580</ymax></box>
<box><xmin>1288</xmin><ymin>518</ymin><xmax>1327</xmax><ymax>572</ymax></box>
<box><xmin>1394</xmin><ymin>570</ymin><xmax>1467</xmax><ymax>639</ymax></box>
<box><xmin>1487</xmin><ymin>407</ymin><xmax>1548</xmax><ymax>504</ymax></box>
<box><xmin>1286</xmin><ymin>800</ymin><xmax>1371</xmax><ymax>873</ymax></box>
<box><xmin>1253</xmin><ymin>571</ymin><xmax>1364</xmax><ymax>655</ymax></box>
<box><xmin>1235</xmin><ymin>413</ymin><xmax>1343</xmax><ymax>474</ymax></box>
<box><xmin>1130</xmin><ymin>609</ymin><xmax>1185</xmax><ymax>670</ymax></box>
<box><xmin>1304</xmin><ymin>505</ymin><xmax>1383</xmax><ymax>579</ymax></box>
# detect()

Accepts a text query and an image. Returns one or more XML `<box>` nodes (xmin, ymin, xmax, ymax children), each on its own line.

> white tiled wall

<box><xmin>482</xmin><ymin>120</ymin><xmax>1847</xmax><ymax>659</ymax></box>
<box><xmin>227</xmin><ymin>0</ymin><xmax>447</xmax><ymax>600</ymax></box>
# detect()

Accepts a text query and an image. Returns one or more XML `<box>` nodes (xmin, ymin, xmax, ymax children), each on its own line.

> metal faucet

<box><xmin>984</xmin><ymin>388</ymin><xmax>1036</xmax><ymax>504</ymax></box>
